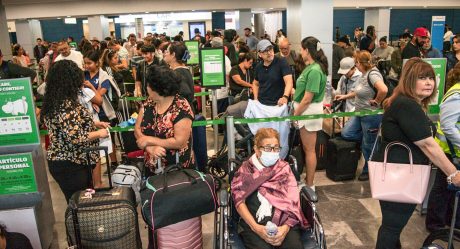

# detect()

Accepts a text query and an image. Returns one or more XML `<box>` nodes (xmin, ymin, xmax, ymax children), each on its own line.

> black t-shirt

<box><xmin>254</xmin><ymin>57</ymin><xmax>291</xmax><ymax>106</ymax></box>
<box><xmin>174</xmin><ymin>67</ymin><xmax>195</xmax><ymax>107</ymax></box>
<box><xmin>5</xmin><ymin>232</ymin><xmax>33</xmax><ymax>249</ymax></box>
<box><xmin>229</xmin><ymin>65</ymin><xmax>254</xmax><ymax>96</ymax></box>
<box><xmin>360</xmin><ymin>35</ymin><xmax>375</xmax><ymax>53</ymax></box>
<box><xmin>402</xmin><ymin>42</ymin><xmax>422</xmax><ymax>60</ymax></box>
<box><xmin>373</xmin><ymin>95</ymin><xmax>435</xmax><ymax>164</ymax></box>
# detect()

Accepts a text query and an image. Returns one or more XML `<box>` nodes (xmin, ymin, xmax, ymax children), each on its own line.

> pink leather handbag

<box><xmin>368</xmin><ymin>141</ymin><xmax>431</xmax><ymax>204</ymax></box>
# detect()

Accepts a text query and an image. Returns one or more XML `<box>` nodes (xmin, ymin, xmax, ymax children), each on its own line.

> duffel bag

<box><xmin>140</xmin><ymin>164</ymin><xmax>217</xmax><ymax>230</ymax></box>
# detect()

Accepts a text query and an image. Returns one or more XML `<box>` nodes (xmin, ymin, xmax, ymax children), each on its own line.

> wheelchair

<box><xmin>213</xmin><ymin>155</ymin><xmax>327</xmax><ymax>249</ymax></box>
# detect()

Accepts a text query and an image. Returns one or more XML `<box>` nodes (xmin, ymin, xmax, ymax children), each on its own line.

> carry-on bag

<box><xmin>192</xmin><ymin>114</ymin><xmax>208</xmax><ymax>172</ymax></box>
<box><xmin>368</xmin><ymin>140</ymin><xmax>431</xmax><ymax>204</ymax></box>
<box><xmin>65</xmin><ymin>146</ymin><xmax>142</xmax><ymax>249</ymax></box>
<box><xmin>140</xmin><ymin>163</ymin><xmax>217</xmax><ymax>231</ymax></box>
<box><xmin>112</xmin><ymin>164</ymin><xmax>142</xmax><ymax>204</ymax></box>
<box><xmin>325</xmin><ymin>137</ymin><xmax>361</xmax><ymax>181</ymax></box>
<box><xmin>156</xmin><ymin>217</ymin><xmax>203</xmax><ymax>249</ymax></box>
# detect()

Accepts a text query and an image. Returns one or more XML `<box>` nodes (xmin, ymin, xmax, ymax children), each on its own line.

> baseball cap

<box><xmin>257</xmin><ymin>39</ymin><xmax>273</xmax><ymax>52</ymax></box>
<box><xmin>338</xmin><ymin>36</ymin><xmax>350</xmax><ymax>46</ymax></box>
<box><xmin>414</xmin><ymin>27</ymin><xmax>428</xmax><ymax>37</ymax></box>
<box><xmin>338</xmin><ymin>57</ymin><xmax>355</xmax><ymax>75</ymax></box>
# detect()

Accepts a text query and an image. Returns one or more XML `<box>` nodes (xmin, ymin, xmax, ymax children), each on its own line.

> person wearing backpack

<box><xmin>341</xmin><ymin>50</ymin><xmax>388</xmax><ymax>181</ymax></box>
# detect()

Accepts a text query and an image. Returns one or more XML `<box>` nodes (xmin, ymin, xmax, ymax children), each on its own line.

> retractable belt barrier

<box><xmin>39</xmin><ymin>109</ymin><xmax>384</xmax><ymax>135</ymax></box>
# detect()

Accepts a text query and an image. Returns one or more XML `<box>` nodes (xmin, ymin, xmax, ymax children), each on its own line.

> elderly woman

<box><xmin>134</xmin><ymin>65</ymin><xmax>194</xmax><ymax>170</ymax></box>
<box><xmin>232</xmin><ymin>128</ymin><xmax>308</xmax><ymax>249</ymax></box>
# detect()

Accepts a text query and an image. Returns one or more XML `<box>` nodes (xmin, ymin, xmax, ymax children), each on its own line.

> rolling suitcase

<box><xmin>315</xmin><ymin>130</ymin><xmax>330</xmax><ymax>171</ymax></box>
<box><xmin>193</xmin><ymin>114</ymin><xmax>207</xmax><ymax>172</ymax></box>
<box><xmin>325</xmin><ymin>137</ymin><xmax>361</xmax><ymax>181</ymax></box>
<box><xmin>156</xmin><ymin>217</ymin><xmax>203</xmax><ymax>249</ymax></box>
<box><xmin>65</xmin><ymin>146</ymin><xmax>142</xmax><ymax>249</ymax></box>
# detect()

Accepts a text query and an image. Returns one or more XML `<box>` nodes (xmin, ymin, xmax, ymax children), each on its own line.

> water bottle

<box><xmin>265</xmin><ymin>221</ymin><xmax>278</xmax><ymax>236</ymax></box>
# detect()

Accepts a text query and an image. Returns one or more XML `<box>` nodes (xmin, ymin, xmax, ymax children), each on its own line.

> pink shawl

<box><xmin>231</xmin><ymin>157</ymin><xmax>309</xmax><ymax>229</ymax></box>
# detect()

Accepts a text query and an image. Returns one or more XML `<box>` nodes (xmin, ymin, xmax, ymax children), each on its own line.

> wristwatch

<box><xmin>282</xmin><ymin>95</ymin><xmax>289</xmax><ymax>100</ymax></box>
<box><xmin>447</xmin><ymin>170</ymin><xmax>460</xmax><ymax>185</ymax></box>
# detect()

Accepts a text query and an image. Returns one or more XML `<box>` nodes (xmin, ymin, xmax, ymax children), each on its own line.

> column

<box><xmin>288</xmin><ymin>0</ymin><xmax>333</xmax><ymax>74</ymax></box>
<box><xmin>236</xmin><ymin>9</ymin><xmax>252</xmax><ymax>36</ymax></box>
<box><xmin>15</xmin><ymin>19</ymin><xmax>43</xmax><ymax>61</ymax></box>
<box><xmin>364</xmin><ymin>8</ymin><xmax>390</xmax><ymax>42</ymax></box>
<box><xmin>88</xmin><ymin>15</ymin><xmax>110</xmax><ymax>41</ymax></box>
<box><xmin>135</xmin><ymin>18</ymin><xmax>144</xmax><ymax>38</ymax></box>
<box><xmin>212</xmin><ymin>12</ymin><xmax>225</xmax><ymax>30</ymax></box>
<box><xmin>253</xmin><ymin>13</ymin><xmax>264</xmax><ymax>40</ymax></box>
<box><xmin>0</xmin><ymin>3</ymin><xmax>11</xmax><ymax>60</ymax></box>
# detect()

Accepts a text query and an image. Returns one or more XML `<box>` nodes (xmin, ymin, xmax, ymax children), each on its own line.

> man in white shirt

<box><xmin>55</xmin><ymin>41</ymin><xmax>84</xmax><ymax>70</ymax></box>
<box><xmin>123</xmin><ymin>33</ymin><xmax>137</xmax><ymax>60</ymax></box>
<box><xmin>444</xmin><ymin>26</ymin><xmax>454</xmax><ymax>54</ymax></box>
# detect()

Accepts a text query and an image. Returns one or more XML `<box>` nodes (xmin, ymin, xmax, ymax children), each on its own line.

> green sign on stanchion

<box><xmin>0</xmin><ymin>78</ymin><xmax>40</xmax><ymax>146</ymax></box>
<box><xmin>185</xmin><ymin>40</ymin><xmax>200</xmax><ymax>65</ymax></box>
<box><xmin>199</xmin><ymin>48</ymin><xmax>226</xmax><ymax>88</ymax></box>
<box><xmin>0</xmin><ymin>153</ymin><xmax>37</xmax><ymax>195</ymax></box>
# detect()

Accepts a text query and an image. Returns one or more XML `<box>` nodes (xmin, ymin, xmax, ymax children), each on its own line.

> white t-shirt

<box><xmin>55</xmin><ymin>50</ymin><xmax>84</xmax><ymax>70</ymax></box>
<box><xmin>216</xmin><ymin>56</ymin><xmax>232</xmax><ymax>100</ymax></box>
<box><xmin>444</xmin><ymin>31</ymin><xmax>454</xmax><ymax>42</ymax></box>
<box><xmin>78</xmin><ymin>88</ymin><xmax>99</xmax><ymax>121</ymax></box>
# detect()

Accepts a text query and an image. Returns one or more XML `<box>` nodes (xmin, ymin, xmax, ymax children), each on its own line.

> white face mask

<box><xmin>259</xmin><ymin>151</ymin><xmax>280</xmax><ymax>167</ymax></box>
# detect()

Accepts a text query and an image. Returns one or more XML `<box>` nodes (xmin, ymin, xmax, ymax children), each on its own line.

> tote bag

<box><xmin>368</xmin><ymin>140</ymin><xmax>431</xmax><ymax>204</ymax></box>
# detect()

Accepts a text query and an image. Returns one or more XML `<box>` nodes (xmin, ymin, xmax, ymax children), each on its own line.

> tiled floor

<box><xmin>46</xmin><ymin>129</ymin><xmax>454</xmax><ymax>249</ymax></box>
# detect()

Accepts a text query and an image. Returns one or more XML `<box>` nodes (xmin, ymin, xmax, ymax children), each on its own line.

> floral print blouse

<box><xmin>140</xmin><ymin>95</ymin><xmax>194</xmax><ymax>168</ymax></box>
<box><xmin>44</xmin><ymin>100</ymin><xmax>98</xmax><ymax>165</ymax></box>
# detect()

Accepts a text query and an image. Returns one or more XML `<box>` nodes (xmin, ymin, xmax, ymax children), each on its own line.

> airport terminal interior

<box><xmin>1</xmin><ymin>0</ymin><xmax>460</xmax><ymax>248</ymax></box>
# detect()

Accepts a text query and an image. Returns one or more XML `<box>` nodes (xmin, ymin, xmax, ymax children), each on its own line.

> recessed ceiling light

<box><xmin>145</xmin><ymin>12</ymin><xmax>149</xmax><ymax>13</ymax></box>
<box><xmin>356</xmin><ymin>6</ymin><xmax>360</xmax><ymax>8</ymax></box>
<box><xmin>192</xmin><ymin>10</ymin><xmax>195</xmax><ymax>12</ymax></box>
<box><xmin>212</xmin><ymin>11</ymin><xmax>216</xmax><ymax>13</ymax></box>
<box><xmin>269</xmin><ymin>8</ymin><xmax>274</xmax><ymax>10</ymax></box>
<box><xmin>57</xmin><ymin>17</ymin><xmax>61</xmax><ymax>19</ymax></box>
<box><xmin>67</xmin><ymin>15</ymin><xmax>71</xmax><ymax>17</ymax></box>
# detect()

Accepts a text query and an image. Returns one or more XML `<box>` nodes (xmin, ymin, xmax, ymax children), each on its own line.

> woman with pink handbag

<box><xmin>371</xmin><ymin>58</ymin><xmax>460</xmax><ymax>248</ymax></box>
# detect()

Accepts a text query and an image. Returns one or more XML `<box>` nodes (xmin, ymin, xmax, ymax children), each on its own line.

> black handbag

<box><xmin>140</xmin><ymin>164</ymin><xmax>217</xmax><ymax>230</ymax></box>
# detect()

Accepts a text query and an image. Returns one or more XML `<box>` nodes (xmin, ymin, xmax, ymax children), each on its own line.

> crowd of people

<box><xmin>2</xmin><ymin>22</ymin><xmax>460</xmax><ymax>248</ymax></box>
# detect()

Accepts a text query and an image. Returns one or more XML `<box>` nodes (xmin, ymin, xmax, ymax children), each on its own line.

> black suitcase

<box><xmin>315</xmin><ymin>130</ymin><xmax>330</xmax><ymax>170</ymax></box>
<box><xmin>325</xmin><ymin>137</ymin><xmax>361</xmax><ymax>181</ymax></box>
<box><xmin>193</xmin><ymin>114</ymin><xmax>208</xmax><ymax>172</ymax></box>
<box><xmin>65</xmin><ymin>146</ymin><xmax>142</xmax><ymax>249</ymax></box>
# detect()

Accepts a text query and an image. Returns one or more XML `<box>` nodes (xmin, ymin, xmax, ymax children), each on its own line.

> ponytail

<box><xmin>301</xmin><ymin>36</ymin><xmax>329</xmax><ymax>75</ymax></box>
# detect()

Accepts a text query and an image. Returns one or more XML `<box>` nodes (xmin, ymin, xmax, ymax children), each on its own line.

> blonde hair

<box><xmin>354</xmin><ymin>50</ymin><xmax>373</xmax><ymax>71</ymax></box>
<box><xmin>254</xmin><ymin>128</ymin><xmax>280</xmax><ymax>147</ymax></box>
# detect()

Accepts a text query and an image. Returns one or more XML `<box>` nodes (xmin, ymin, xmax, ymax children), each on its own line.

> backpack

<box><xmin>367</xmin><ymin>68</ymin><xmax>396</xmax><ymax>99</ymax></box>
<box><xmin>0</xmin><ymin>61</ymin><xmax>10</xmax><ymax>79</ymax></box>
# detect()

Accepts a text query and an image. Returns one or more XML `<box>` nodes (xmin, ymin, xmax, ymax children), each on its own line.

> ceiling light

<box><xmin>145</xmin><ymin>12</ymin><xmax>149</xmax><ymax>13</ymax></box>
<box><xmin>57</xmin><ymin>17</ymin><xmax>61</xmax><ymax>19</ymax></box>
<box><xmin>212</xmin><ymin>11</ymin><xmax>216</xmax><ymax>13</ymax></box>
<box><xmin>192</xmin><ymin>10</ymin><xmax>195</xmax><ymax>12</ymax></box>
<box><xmin>269</xmin><ymin>8</ymin><xmax>274</xmax><ymax>10</ymax></box>
<box><xmin>67</xmin><ymin>16</ymin><xmax>71</xmax><ymax>17</ymax></box>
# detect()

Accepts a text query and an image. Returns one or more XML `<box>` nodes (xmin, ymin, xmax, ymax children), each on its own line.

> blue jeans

<box><xmin>341</xmin><ymin>114</ymin><xmax>382</xmax><ymax>173</ymax></box>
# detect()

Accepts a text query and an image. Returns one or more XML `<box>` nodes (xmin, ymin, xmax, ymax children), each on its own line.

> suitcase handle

<box><xmin>68</xmin><ymin>199</ymin><xmax>82</xmax><ymax>249</ymax></box>
<box><xmin>84</xmin><ymin>146</ymin><xmax>113</xmax><ymax>190</ymax></box>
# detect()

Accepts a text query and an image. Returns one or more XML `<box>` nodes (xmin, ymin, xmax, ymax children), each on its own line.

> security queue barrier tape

<box><xmin>39</xmin><ymin>109</ymin><xmax>383</xmax><ymax>135</ymax></box>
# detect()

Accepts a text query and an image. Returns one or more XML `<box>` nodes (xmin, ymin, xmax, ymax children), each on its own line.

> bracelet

<box><xmin>283</xmin><ymin>95</ymin><xmax>289</xmax><ymax>100</ymax></box>
<box><xmin>447</xmin><ymin>170</ymin><xmax>460</xmax><ymax>184</ymax></box>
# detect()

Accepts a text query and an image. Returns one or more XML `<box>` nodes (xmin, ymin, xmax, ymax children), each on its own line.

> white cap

<box><xmin>338</xmin><ymin>57</ymin><xmax>355</xmax><ymax>75</ymax></box>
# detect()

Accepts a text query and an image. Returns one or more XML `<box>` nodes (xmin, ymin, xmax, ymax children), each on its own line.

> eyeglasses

<box><xmin>259</xmin><ymin>145</ymin><xmax>281</xmax><ymax>152</ymax></box>
<box><xmin>260</xmin><ymin>48</ymin><xmax>274</xmax><ymax>55</ymax></box>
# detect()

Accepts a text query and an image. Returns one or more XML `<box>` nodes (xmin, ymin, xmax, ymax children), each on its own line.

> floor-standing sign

<box><xmin>0</xmin><ymin>78</ymin><xmax>54</xmax><ymax>249</ymax></box>
<box><xmin>199</xmin><ymin>47</ymin><xmax>226</xmax><ymax>153</ymax></box>
<box><xmin>431</xmin><ymin>16</ymin><xmax>446</xmax><ymax>53</ymax></box>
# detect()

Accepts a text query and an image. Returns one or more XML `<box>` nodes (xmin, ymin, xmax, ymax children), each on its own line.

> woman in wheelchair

<box><xmin>231</xmin><ymin>128</ymin><xmax>308</xmax><ymax>249</ymax></box>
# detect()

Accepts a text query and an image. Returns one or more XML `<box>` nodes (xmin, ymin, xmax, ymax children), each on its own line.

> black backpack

<box><xmin>0</xmin><ymin>61</ymin><xmax>10</xmax><ymax>79</ymax></box>
<box><xmin>367</xmin><ymin>68</ymin><xmax>396</xmax><ymax>99</ymax></box>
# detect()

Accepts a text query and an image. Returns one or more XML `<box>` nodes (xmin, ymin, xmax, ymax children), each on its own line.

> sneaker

<box><xmin>358</xmin><ymin>172</ymin><xmax>369</xmax><ymax>181</ymax></box>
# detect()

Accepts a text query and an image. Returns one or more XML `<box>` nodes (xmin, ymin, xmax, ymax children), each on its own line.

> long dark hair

<box><xmin>301</xmin><ymin>36</ymin><xmax>328</xmax><ymax>75</ymax></box>
<box><xmin>41</xmin><ymin>60</ymin><xmax>84</xmax><ymax>119</ymax></box>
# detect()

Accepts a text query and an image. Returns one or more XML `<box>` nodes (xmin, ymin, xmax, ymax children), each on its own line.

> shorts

<box><xmin>294</xmin><ymin>101</ymin><xmax>323</xmax><ymax>132</ymax></box>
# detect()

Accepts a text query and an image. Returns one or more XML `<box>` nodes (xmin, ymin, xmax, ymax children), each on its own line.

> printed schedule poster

<box><xmin>200</xmin><ymin>48</ymin><xmax>225</xmax><ymax>88</ymax></box>
<box><xmin>0</xmin><ymin>78</ymin><xmax>40</xmax><ymax>146</ymax></box>
<box><xmin>0</xmin><ymin>153</ymin><xmax>37</xmax><ymax>195</ymax></box>
<box><xmin>185</xmin><ymin>40</ymin><xmax>199</xmax><ymax>65</ymax></box>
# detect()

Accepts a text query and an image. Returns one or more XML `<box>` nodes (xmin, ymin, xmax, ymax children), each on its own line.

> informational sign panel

<box><xmin>199</xmin><ymin>48</ymin><xmax>226</xmax><ymax>88</ymax></box>
<box><xmin>431</xmin><ymin>16</ymin><xmax>446</xmax><ymax>53</ymax></box>
<box><xmin>0</xmin><ymin>153</ymin><xmax>37</xmax><ymax>195</ymax></box>
<box><xmin>0</xmin><ymin>78</ymin><xmax>40</xmax><ymax>146</ymax></box>
<box><xmin>404</xmin><ymin>58</ymin><xmax>447</xmax><ymax>114</ymax></box>
<box><xmin>185</xmin><ymin>40</ymin><xmax>200</xmax><ymax>65</ymax></box>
